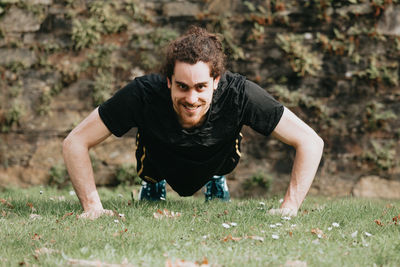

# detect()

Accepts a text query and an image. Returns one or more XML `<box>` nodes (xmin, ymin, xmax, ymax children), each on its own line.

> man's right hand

<box><xmin>78</xmin><ymin>209</ymin><xmax>114</xmax><ymax>220</ymax></box>
<box><xmin>268</xmin><ymin>207</ymin><xmax>298</xmax><ymax>217</ymax></box>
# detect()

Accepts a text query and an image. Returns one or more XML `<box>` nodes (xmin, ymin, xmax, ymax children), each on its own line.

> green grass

<box><xmin>1</xmin><ymin>186</ymin><xmax>399</xmax><ymax>267</ymax></box>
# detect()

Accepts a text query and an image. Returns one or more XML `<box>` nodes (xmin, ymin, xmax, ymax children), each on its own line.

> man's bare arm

<box><xmin>270</xmin><ymin>107</ymin><xmax>324</xmax><ymax>215</ymax></box>
<box><xmin>63</xmin><ymin>107</ymin><xmax>112</xmax><ymax>217</ymax></box>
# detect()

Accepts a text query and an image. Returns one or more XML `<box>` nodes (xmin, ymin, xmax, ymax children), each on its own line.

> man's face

<box><xmin>168</xmin><ymin>61</ymin><xmax>220</xmax><ymax>129</ymax></box>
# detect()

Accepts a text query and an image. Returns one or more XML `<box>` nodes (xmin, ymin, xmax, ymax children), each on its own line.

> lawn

<box><xmin>1</xmin><ymin>186</ymin><xmax>399</xmax><ymax>267</ymax></box>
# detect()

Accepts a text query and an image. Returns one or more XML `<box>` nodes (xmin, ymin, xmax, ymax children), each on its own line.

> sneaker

<box><xmin>204</xmin><ymin>175</ymin><xmax>230</xmax><ymax>202</ymax></box>
<box><xmin>138</xmin><ymin>180</ymin><xmax>166</xmax><ymax>201</ymax></box>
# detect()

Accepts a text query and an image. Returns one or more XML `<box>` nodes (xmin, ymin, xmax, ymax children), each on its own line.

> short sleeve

<box><xmin>98</xmin><ymin>79</ymin><xmax>144</xmax><ymax>137</ymax></box>
<box><xmin>242</xmin><ymin>80</ymin><xmax>284</xmax><ymax>136</ymax></box>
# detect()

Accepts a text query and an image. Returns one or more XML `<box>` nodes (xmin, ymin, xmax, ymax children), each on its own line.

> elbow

<box><xmin>295</xmin><ymin>132</ymin><xmax>324</xmax><ymax>155</ymax></box>
<box><xmin>62</xmin><ymin>134</ymin><xmax>74</xmax><ymax>157</ymax></box>
<box><xmin>62</xmin><ymin>133</ymin><xmax>86</xmax><ymax>156</ymax></box>
<box><xmin>316</xmin><ymin>134</ymin><xmax>324</xmax><ymax>154</ymax></box>
<box><xmin>307</xmin><ymin>132</ymin><xmax>324</xmax><ymax>155</ymax></box>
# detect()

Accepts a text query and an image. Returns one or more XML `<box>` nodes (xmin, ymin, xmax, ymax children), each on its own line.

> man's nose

<box><xmin>185</xmin><ymin>90</ymin><xmax>198</xmax><ymax>104</ymax></box>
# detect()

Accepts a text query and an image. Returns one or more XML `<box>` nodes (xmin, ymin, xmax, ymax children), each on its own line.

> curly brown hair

<box><xmin>160</xmin><ymin>26</ymin><xmax>226</xmax><ymax>79</ymax></box>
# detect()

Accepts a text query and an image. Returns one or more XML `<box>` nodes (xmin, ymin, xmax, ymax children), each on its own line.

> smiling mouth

<box><xmin>182</xmin><ymin>104</ymin><xmax>200</xmax><ymax>111</ymax></box>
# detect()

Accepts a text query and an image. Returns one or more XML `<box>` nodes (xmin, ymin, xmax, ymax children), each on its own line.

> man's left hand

<box><xmin>268</xmin><ymin>207</ymin><xmax>298</xmax><ymax>217</ymax></box>
<box><xmin>78</xmin><ymin>209</ymin><xmax>114</xmax><ymax>220</ymax></box>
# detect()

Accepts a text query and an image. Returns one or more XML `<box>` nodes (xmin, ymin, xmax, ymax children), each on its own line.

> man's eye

<box><xmin>178</xmin><ymin>84</ymin><xmax>187</xmax><ymax>90</ymax></box>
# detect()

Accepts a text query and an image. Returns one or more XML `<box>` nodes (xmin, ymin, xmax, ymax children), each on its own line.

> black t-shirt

<box><xmin>99</xmin><ymin>71</ymin><xmax>284</xmax><ymax>196</ymax></box>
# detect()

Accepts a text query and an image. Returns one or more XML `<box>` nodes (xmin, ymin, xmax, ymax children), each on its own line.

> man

<box><xmin>63</xmin><ymin>26</ymin><xmax>324</xmax><ymax>219</ymax></box>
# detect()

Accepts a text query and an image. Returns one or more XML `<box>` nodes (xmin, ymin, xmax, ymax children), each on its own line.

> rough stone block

<box><xmin>24</xmin><ymin>0</ymin><xmax>53</xmax><ymax>5</ymax></box>
<box><xmin>0</xmin><ymin>7</ymin><xmax>42</xmax><ymax>33</ymax></box>
<box><xmin>353</xmin><ymin>176</ymin><xmax>400</xmax><ymax>199</ymax></box>
<box><xmin>127</xmin><ymin>21</ymin><xmax>153</xmax><ymax>36</ymax></box>
<box><xmin>0</xmin><ymin>48</ymin><xmax>37</xmax><ymax>67</ymax></box>
<box><xmin>162</xmin><ymin>2</ymin><xmax>200</xmax><ymax>17</ymax></box>
<box><xmin>336</xmin><ymin>3</ymin><xmax>372</xmax><ymax>16</ymax></box>
<box><xmin>0</xmin><ymin>137</ymin><xmax>63</xmax><ymax>186</ymax></box>
<box><xmin>0</xmin><ymin>0</ymin><xmax>19</xmax><ymax>3</ymax></box>
<box><xmin>377</xmin><ymin>5</ymin><xmax>400</xmax><ymax>36</ymax></box>
<box><xmin>206</xmin><ymin>0</ymin><xmax>237</xmax><ymax>14</ymax></box>
<box><xmin>51</xmin><ymin>79</ymin><xmax>94</xmax><ymax>111</ymax></box>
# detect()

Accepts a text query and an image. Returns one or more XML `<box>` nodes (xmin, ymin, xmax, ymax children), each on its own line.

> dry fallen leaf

<box><xmin>113</xmin><ymin>229</ymin><xmax>128</xmax><ymax>237</ymax></box>
<box><xmin>393</xmin><ymin>215</ymin><xmax>400</xmax><ymax>225</ymax></box>
<box><xmin>221</xmin><ymin>235</ymin><xmax>265</xmax><ymax>242</ymax></box>
<box><xmin>165</xmin><ymin>258</ymin><xmax>210</xmax><ymax>267</ymax></box>
<box><xmin>32</xmin><ymin>233</ymin><xmax>41</xmax><ymax>241</ymax></box>
<box><xmin>385</xmin><ymin>203</ymin><xmax>393</xmax><ymax>209</ymax></box>
<box><xmin>374</xmin><ymin>219</ymin><xmax>384</xmax><ymax>226</ymax></box>
<box><xmin>311</xmin><ymin>228</ymin><xmax>325</xmax><ymax>238</ymax></box>
<box><xmin>153</xmin><ymin>209</ymin><xmax>182</xmax><ymax>219</ymax></box>
<box><xmin>26</xmin><ymin>202</ymin><xmax>37</xmax><ymax>212</ymax></box>
<box><xmin>0</xmin><ymin>198</ymin><xmax>13</xmax><ymax>209</ymax></box>
<box><xmin>198</xmin><ymin>258</ymin><xmax>208</xmax><ymax>266</ymax></box>
<box><xmin>222</xmin><ymin>234</ymin><xmax>242</xmax><ymax>242</ymax></box>
<box><xmin>61</xmin><ymin>212</ymin><xmax>74</xmax><ymax>221</ymax></box>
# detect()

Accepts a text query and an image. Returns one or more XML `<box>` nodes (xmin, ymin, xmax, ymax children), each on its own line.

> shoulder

<box><xmin>126</xmin><ymin>73</ymin><xmax>168</xmax><ymax>100</ymax></box>
<box><xmin>217</xmin><ymin>71</ymin><xmax>273</xmax><ymax>100</ymax></box>
<box><xmin>213</xmin><ymin>71</ymin><xmax>246</xmax><ymax>102</ymax></box>
<box><xmin>132</xmin><ymin>73</ymin><xmax>167</xmax><ymax>90</ymax></box>
<box><xmin>217</xmin><ymin>71</ymin><xmax>246</xmax><ymax>92</ymax></box>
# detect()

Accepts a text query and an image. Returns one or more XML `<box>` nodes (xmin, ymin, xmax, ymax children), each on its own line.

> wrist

<box><xmin>83</xmin><ymin>190</ymin><xmax>103</xmax><ymax>211</ymax></box>
<box><xmin>280</xmin><ymin>198</ymin><xmax>299</xmax><ymax>211</ymax></box>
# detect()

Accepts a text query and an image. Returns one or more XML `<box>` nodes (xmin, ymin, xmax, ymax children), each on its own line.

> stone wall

<box><xmin>0</xmin><ymin>0</ymin><xmax>399</xmax><ymax>198</ymax></box>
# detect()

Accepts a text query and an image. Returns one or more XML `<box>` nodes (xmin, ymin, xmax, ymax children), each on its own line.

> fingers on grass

<box><xmin>268</xmin><ymin>208</ymin><xmax>297</xmax><ymax>217</ymax></box>
<box><xmin>78</xmin><ymin>209</ymin><xmax>114</xmax><ymax>220</ymax></box>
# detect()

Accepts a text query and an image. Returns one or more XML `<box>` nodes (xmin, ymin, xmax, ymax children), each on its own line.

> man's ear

<box><xmin>213</xmin><ymin>76</ymin><xmax>221</xmax><ymax>90</ymax></box>
<box><xmin>167</xmin><ymin>77</ymin><xmax>171</xmax><ymax>89</ymax></box>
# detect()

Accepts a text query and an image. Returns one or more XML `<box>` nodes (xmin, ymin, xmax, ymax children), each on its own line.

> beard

<box><xmin>173</xmin><ymin>100</ymin><xmax>210</xmax><ymax>129</ymax></box>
